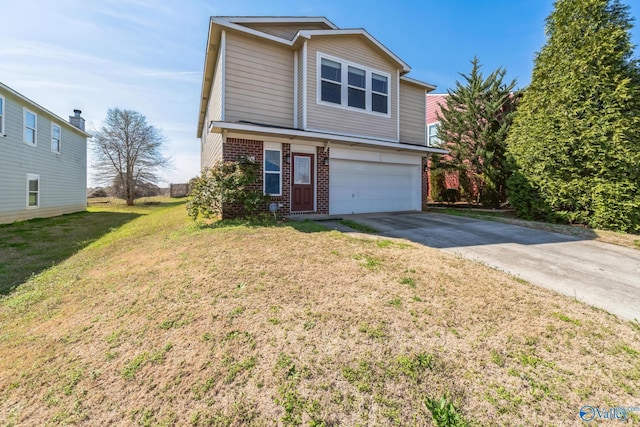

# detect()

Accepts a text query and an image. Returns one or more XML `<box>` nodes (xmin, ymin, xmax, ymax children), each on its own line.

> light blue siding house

<box><xmin>0</xmin><ymin>82</ymin><xmax>89</xmax><ymax>224</ymax></box>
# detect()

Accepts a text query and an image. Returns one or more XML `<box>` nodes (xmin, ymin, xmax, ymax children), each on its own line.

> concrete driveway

<box><xmin>337</xmin><ymin>212</ymin><xmax>640</xmax><ymax>321</ymax></box>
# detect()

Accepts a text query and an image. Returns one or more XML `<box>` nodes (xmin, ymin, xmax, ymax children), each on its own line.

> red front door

<box><xmin>291</xmin><ymin>153</ymin><xmax>314</xmax><ymax>212</ymax></box>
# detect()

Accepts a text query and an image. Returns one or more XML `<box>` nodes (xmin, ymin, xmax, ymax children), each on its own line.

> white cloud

<box><xmin>0</xmin><ymin>1</ymin><xmax>209</xmax><ymax>187</ymax></box>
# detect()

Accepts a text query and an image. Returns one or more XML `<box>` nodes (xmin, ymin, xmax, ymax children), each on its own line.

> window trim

<box><xmin>0</xmin><ymin>95</ymin><xmax>5</xmax><ymax>136</ymax></box>
<box><xmin>51</xmin><ymin>123</ymin><xmax>61</xmax><ymax>153</ymax></box>
<box><xmin>263</xmin><ymin>143</ymin><xmax>282</xmax><ymax>196</ymax></box>
<box><xmin>27</xmin><ymin>174</ymin><xmax>40</xmax><ymax>209</ymax></box>
<box><xmin>316</xmin><ymin>52</ymin><xmax>391</xmax><ymax>118</ymax></box>
<box><xmin>24</xmin><ymin>108</ymin><xmax>37</xmax><ymax>146</ymax></box>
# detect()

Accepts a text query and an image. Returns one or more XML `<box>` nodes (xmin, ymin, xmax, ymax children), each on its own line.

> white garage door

<box><xmin>329</xmin><ymin>159</ymin><xmax>421</xmax><ymax>215</ymax></box>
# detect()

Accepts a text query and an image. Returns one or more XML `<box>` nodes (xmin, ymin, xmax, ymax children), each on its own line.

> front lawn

<box><xmin>1</xmin><ymin>200</ymin><xmax>638</xmax><ymax>425</ymax></box>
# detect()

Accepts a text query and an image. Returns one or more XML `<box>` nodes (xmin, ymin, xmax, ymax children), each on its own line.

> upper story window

<box><xmin>318</xmin><ymin>53</ymin><xmax>390</xmax><ymax>117</ymax></box>
<box><xmin>0</xmin><ymin>95</ymin><xmax>4</xmax><ymax>135</ymax></box>
<box><xmin>264</xmin><ymin>145</ymin><xmax>282</xmax><ymax>196</ymax></box>
<box><xmin>320</xmin><ymin>58</ymin><xmax>341</xmax><ymax>104</ymax></box>
<box><xmin>371</xmin><ymin>74</ymin><xmax>388</xmax><ymax>114</ymax></box>
<box><xmin>428</xmin><ymin>123</ymin><xmax>441</xmax><ymax>147</ymax></box>
<box><xmin>24</xmin><ymin>109</ymin><xmax>37</xmax><ymax>146</ymax></box>
<box><xmin>51</xmin><ymin>124</ymin><xmax>61</xmax><ymax>153</ymax></box>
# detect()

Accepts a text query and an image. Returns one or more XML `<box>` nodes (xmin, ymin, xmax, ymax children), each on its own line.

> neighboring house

<box><xmin>425</xmin><ymin>93</ymin><xmax>462</xmax><ymax>198</ymax></box>
<box><xmin>197</xmin><ymin>16</ymin><xmax>447</xmax><ymax>217</ymax></box>
<box><xmin>426</xmin><ymin>93</ymin><xmax>446</xmax><ymax>148</ymax></box>
<box><xmin>0</xmin><ymin>82</ymin><xmax>89</xmax><ymax>224</ymax></box>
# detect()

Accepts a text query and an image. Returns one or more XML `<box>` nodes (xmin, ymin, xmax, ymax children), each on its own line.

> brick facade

<box><xmin>222</xmin><ymin>137</ymin><xmax>329</xmax><ymax>218</ymax></box>
<box><xmin>316</xmin><ymin>147</ymin><xmax>329</xmax><ymax>214</ymax></box>
<box><xmin>222</xmin><ymin>137</ymin><xmax>426</xmax><ymax>217</ymax></box>
<box><xmin>221</xmin><ymin>138</ymin><xmax>265</xmax><ymax>219</ymax></box>
<box><xmin>422</xmin><ymin>156</ymin><xmax>430</xmax><ymax>209</ymax></box>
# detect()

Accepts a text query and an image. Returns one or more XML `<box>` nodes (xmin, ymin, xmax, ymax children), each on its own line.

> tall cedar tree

<box><xmin>506</xmin><ymin>0</ymin><xmax>640</xmax><ymax>231</ymax></box>
<box><xmin>93</xmin><ymin>108</ymin><xmax>169</xmax><ymax>206</ymax></box>
<box><xmin>435</xmin><ymin>57</ymin><xmax>518</xmax><ymax>207</ymax></box>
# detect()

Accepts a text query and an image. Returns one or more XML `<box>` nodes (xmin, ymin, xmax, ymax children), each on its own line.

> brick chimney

<box><xmin>69</xmin><ymin>109</ymin><xmax>85</xmax><ymax>131</ymax></box>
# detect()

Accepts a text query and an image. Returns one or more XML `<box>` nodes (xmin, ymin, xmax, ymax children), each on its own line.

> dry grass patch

<box><xmin>1</xmin><ymin>202</ymin><xmax>639</xmax><ymax>426</ymax></box>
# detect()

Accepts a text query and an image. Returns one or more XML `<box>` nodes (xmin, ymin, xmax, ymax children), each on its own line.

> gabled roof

<box><xmin>400</xmin><ymin>76</ymin><xmax>437</xmax><ymax>91</ymax></box>
<box><xmin>0</xmin><ymin>81</ymin><xmax>90</xmax><ymax>137</ymax></box>
<box><xmin>215</xmin><ymin>16</ymin><xmax>338</xmax><ymax>28</ymax></box>
<box><xmin>292</xmin><ymin>29</ymin><xmax>410</xmax><ymax>73</ymax></box>
<box><xmin>197</xmin><ymin>16</ymin><xmax>437</xmax><ymax>136</ymax></box>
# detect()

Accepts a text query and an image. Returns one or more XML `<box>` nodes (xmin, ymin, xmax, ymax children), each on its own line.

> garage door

<box><xmin>329</xmin><ymin>159</ymin><xmax>421</xmax><ymax>214</ymax></box>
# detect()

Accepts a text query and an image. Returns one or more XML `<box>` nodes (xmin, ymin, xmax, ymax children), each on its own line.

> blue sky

<box><xmin>2</xmin><ymin>0</ymin><xmax>639</xmax><ymax>185</ymax></box>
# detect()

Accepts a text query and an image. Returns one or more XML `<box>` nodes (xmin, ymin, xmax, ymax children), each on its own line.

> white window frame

<box><xmin>428</xmin><ymin>123</ymin><xmax>441</xmax><ymax>147</ymax></box>
<box><xmin>317</xmin><ymin>52</ymin><xmax>391</xmax><ymax>118</ymax></box>
<box><xmin>0</xmin><ymin>95</ymin><xmax>5</xmax><ymax>136</ymax></box>
<box><xmin>51</xmin><ymin>123</ymin><xmax>61</xmax><ymax>153</ymax></box>
<box><xmin>24</xmin><ymin>108</ymin><xmax>37</xmax><ymax>146</ymax></box>
<box><xmin>27</xmin><ymin>174</ymin><xmax>40</xmax><ymax>209</ymax></box>
<box><xmin>263</xmin><ymin>143</ymin><xmax>282</xmax><ymax>196</ymax></box>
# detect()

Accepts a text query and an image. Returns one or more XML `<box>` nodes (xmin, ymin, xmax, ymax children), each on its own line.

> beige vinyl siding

<box><xmin>224</xmin><ymin>31</ymin><xmax>294</xmax><ymax>128</ymax></box>
<box><xmin>201</xmin><ymin>132</ymin><xmax>223</xmax><ymax>169</ymax></box>
<box><xmin>201</xmin><ymin>50</ymin><xmax>224</xmax><ymax>169</ymax></box>
<box><xmin>0</xmin><ymin>88</ymin><xmax>86</xmax><ymax>224</ymax></box>
<box><xmin>297</xmin><ymin>49</ymin><xmax>304</xmax><ymax>128</ymax></box>
<box><xmin>306</xmin><ymin>35</ymin><xmax>398</xmax><ymax>141</ymax></box>
<box><xmin>399</xmin><ymin>82</ymin><xmax>426</xmax><ymax>145</ymax></box>
<box><xmin>242</xmin><ymin>23</ymin><xmax>329</xmax><ymax>41</ymax></box>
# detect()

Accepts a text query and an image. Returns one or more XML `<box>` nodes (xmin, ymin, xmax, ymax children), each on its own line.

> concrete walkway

<box><xmin>331</xmin><ymin>212</ymin><xmax>640</xmax><ymax>322</ymax></box>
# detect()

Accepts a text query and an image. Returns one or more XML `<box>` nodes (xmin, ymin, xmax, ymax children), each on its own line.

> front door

<box><xmin>291</xmin><ymin>153</ymin><xmax>314</xmax><ymax>211</ymax></box>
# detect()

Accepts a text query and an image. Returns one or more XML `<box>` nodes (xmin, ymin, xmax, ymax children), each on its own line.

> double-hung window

<box><xmin>24</xmin><ymin>109</ymin><xmax>37</xmax><ymax>146</ymax></box>
<box><xmin>371</xmin><ymin>73</ymin><xmax>388</xmax><ymax>114</ymax></box>
<box><xmin>0</xmin><ymin>95</ymin><xmax>4</xmax><ymax>135</ymax></box>
<box><xmin>320</xmin><ymin>58</ymin><xmax>342</xmax><ymax>105</ymax></box>
<box><xmin>51</xmin><ymin>124</ymin><xmax>61</xmax><ymax>153</ymax></box>
<box><xmin>264</xmin><ymin>146</ymin><xmax>282</xmax><ymax>196</ymax></box>
<box><xmin>347</xmin><ymin>66</ymin><xmax>366</xmax><ymax>109</ymax></box>
<box><xmin>428</xmin><ymin>123</ymin><xmax>440</xmax><ymax>147</ymax></box>
<box><xmin>27</xmin><ymin>174</ymin><xmax>39</xmax><ymax>208</ymax></box>
<box><xmin>318</xmin><ymin>54</ymin><xmax>390</xmax><ymax>116</ymax></box>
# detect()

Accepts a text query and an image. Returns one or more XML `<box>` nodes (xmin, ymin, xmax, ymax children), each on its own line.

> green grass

<box><xmin>2</xmin><ymin>199</ymin><xmax>640</xmax><ymax>426</ymax></box>
<box><xmin>0</xmin><ymin>197</ymin><xmax>183</xmax><ymax>296</ymax></box>
<box><xmin>338</xmin><ymin>219</ymin><xmax>379</xmax><ymax>233</ymax></box>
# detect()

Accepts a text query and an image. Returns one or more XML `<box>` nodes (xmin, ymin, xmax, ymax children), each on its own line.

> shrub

<box><xmin>429</xmin><ymin>168</ymin><xmax>448</xmax><ymax>202</ymax></box>
<box><xmin>443</xmin><ymin>189</ymin><xmax>459</xmax><ymax>205</ymax></box>
<box><xmin>88</xmin><ymin>188</ymin><xmax>108</xmax><ymax>198</ymax></box>
<box><xmin>186</xmin><ymin>158</ymin><xmax>269</xmax><ymax>221</ymax></box>
<box><xmin>425</xmin><ymin>395</ymin><xmax>468</xmax><ymax>427</ymax></box>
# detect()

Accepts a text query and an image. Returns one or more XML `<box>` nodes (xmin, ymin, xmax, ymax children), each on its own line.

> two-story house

<box><xmin>197</xmin><ymin>16</ymin><xmax>447</xmax><ymax>217</ymax></box>
<box><xmin>0</xmin><ymin>82</ymin><xmax>89</xmax><ymax>224</ymax></box>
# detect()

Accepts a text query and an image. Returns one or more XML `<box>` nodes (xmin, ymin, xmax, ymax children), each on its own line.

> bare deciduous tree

<box><xmin>92</xmin><ymin>108</ymin><xmax>170</xmax><ymax>205</ymax></box>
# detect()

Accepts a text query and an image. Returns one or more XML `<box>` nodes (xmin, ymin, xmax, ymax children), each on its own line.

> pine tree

<box><xmin>506</xmin><ymin>0</ymin><xmax>640</xmax><ymax>231</ymax></box>
<box><xmin>435</xmin><ymin>57</ymin><xmax>518</xmax><ymax>208</ymax></box>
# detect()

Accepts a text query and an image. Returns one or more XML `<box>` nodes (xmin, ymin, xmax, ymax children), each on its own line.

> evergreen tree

<box><xmin>435</xmin><ymin>57</ymin><xmax>518</xmax><ymax>207</ymax></box>
<box><xmin>506</xmin><ymin>0</ymin><xmax>640</xmax><ymax>231</ymax></box>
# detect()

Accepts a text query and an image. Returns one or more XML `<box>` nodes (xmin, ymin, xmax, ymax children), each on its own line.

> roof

<box><xmin>210</xmin><ymin>121</ymin><xmax>448</xmax><ymax>155</ymax></box>
<box><xmin>212</xmin><ymin>16</ymin><xmax>338</xmax><ymax>28</ymax></box>
<box><xmin>197</xmin><ymin>16</ymin><xmax>437</xmax><ymax>136</ymax></box>
<box><xmin>400</xmin><ymin>76</ymin><xmax>437</xmax><ymax>91</ymax></box>
<box><xmin>0</xmin><ymin>81</ymin><xmax>91</xmax><ymax>137</ymax></box>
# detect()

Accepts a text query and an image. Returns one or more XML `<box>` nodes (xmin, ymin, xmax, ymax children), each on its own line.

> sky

<box><xmin>1</xmin><ymin>0</ymin><xmax>639</xmax><ymax>186</ymax></box>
